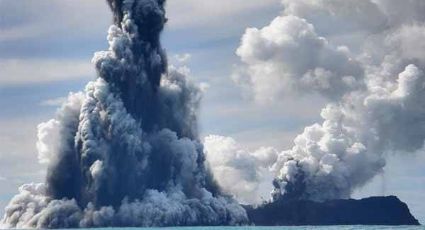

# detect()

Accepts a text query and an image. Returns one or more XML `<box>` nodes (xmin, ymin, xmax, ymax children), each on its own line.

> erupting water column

<box><xmin>1</xmin><ymin>0</ymin><xmax>248</xmax><ymax>228</ymax></box>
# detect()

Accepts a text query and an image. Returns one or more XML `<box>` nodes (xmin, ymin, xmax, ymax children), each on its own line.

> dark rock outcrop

<box><xmin>246</xmin><ymin>196</ymin><xmax>420</xmax><ymax>226</ymax></box>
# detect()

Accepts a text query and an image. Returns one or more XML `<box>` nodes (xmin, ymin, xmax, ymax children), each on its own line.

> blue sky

<box><xmin>0</xmin><ymin>0</ymin><xmax>424</xmax><ymax>223</ymax></box>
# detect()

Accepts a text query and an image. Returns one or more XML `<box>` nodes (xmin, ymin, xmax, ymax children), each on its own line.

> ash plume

<box><xmin>0</xmin><ymin>0</ymin><xmax>247</xmax><ymax>228</ymax></box>
<box><xmin>205</xmin><ymin>0</ymin><xmax>425</xmax><ymax>204</ymax></box>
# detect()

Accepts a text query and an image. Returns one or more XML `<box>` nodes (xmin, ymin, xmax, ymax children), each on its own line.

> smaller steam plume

<box><xmin>207</xmin><ymin>0</ymin><xmax>425</xmax><ymax>204</ymax></box>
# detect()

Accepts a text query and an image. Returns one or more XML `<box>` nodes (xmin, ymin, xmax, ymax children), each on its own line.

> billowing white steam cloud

<box><xmin>211</xmin><ymin>0</ymin><xmax>425</xmax><ymax>202</ymax></box>
<box><xmin>204</xmin><ymin>136</ymin><xmax>278</xmax><ymax>204</ymax></box>
<box><xmin>233</xmin><ymin>15</ymin><xmax>364</xmax><ymax>102</ymax></box>
<box><xmin>1</xmin><ymin>0</ymin><xmax>248</xmax><ymax>228</ymax></box>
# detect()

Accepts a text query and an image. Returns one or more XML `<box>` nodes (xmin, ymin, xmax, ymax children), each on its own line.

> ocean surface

<box><xmin>83</xmin><ymin>227</ymin><xmax>424</xmax><ymax>230</ymax></box>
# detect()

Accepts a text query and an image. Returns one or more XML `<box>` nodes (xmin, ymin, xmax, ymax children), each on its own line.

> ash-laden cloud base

<box><xmin>0</xmin><ymin>0</ymin><xmax>247</xmax><ymax>228</ymax></box>
<box><xmin>206</xmin><ymin>0</ymin><xmax>425</xmax><ymax>204</ymax></box>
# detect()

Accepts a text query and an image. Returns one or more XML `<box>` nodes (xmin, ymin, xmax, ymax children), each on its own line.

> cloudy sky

<box><xmin>1</xmin><ymin>0</ymin><xmax>425</xmax><ymax>223</ymax></box>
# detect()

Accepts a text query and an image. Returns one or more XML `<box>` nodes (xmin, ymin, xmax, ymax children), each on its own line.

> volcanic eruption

<box><xmin>2</xmin><ymin>0</ymin><xmax>424</xmax><ymax>227</ymax></box>
<box><xmin>0</xmin><ymin>0</ymin><xmax>247</xmax><ymax>228</ymax></box>
<box><xmin>205</xmin><ymin>0</ymin><xmax>425</xmax><ymax>212</ymax></box>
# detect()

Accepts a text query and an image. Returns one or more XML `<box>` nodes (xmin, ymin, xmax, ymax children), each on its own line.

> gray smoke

<box><xmin>205</xmin><ymin>0</ymin><xmax>425</xmax><ymax>203</ymax></box>
<box><xmin>0</xmin><ymin>0</ymin><xmax>248</xmax><ymax>228</ymax></box>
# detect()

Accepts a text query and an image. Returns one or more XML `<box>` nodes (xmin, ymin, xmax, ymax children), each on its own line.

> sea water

<box><xmin>84</xmin><ymin>227</ymin><xmax>424</xmax><ymax>230</ymax></box>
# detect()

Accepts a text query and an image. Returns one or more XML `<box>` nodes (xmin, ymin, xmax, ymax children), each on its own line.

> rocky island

<box><xmin>246</xmin><ymin>196</ymin><xmax>420</xmax><ymax>226</ymax></box>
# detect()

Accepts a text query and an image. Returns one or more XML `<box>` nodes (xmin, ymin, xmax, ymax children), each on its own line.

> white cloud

<box><xmin>386</xmin><ymin>24</ymin><xmax>425</xmax><ymax>63</ymax></box>
<box><xmin>0</xmin><ymin>59</ymin><xmax>94</xmax><ymax>85</ymax></box>
<box><xmin>234</xmin><ymin>15</ymin><xmax>363</xmax><ymax>102</ymax></box>
<box><xmin>36</xmin><ymin>92</ymin><xmax>84</xmax><ymax>165</ymax></box>
<box><xmin>204</xmin><ymin>135</ymin><xmax>277</xmax><ymax>204</ymax></box>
